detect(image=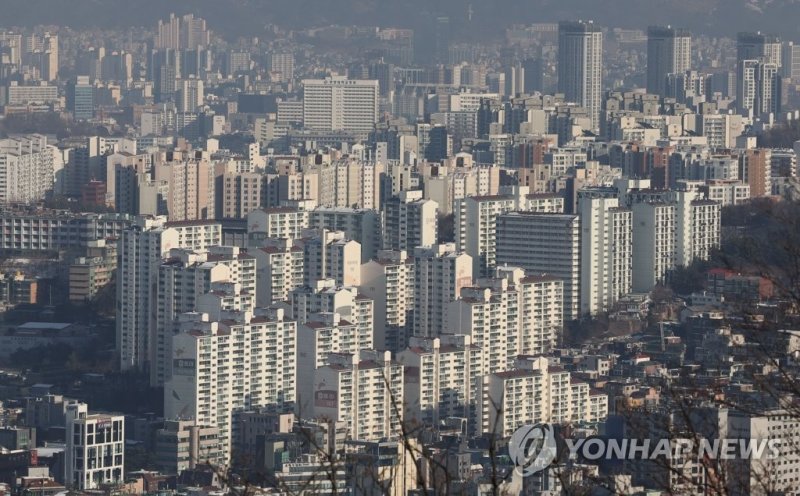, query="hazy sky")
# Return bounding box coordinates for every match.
[3,0,800,39]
